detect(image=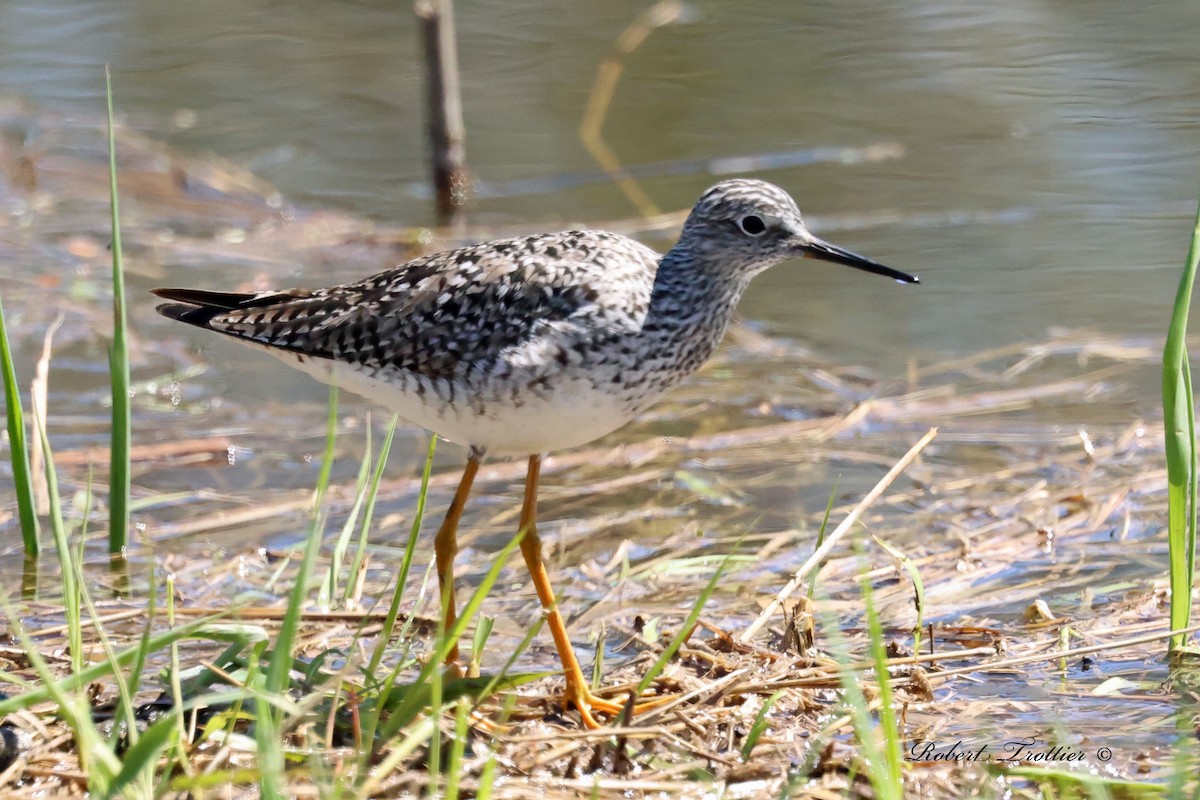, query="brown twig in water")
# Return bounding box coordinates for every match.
[52,436,233,467]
